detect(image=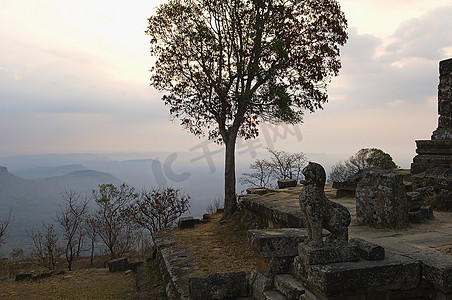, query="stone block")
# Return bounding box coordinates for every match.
[262,290,286,300]
[297,253,421,297]
[108,257,129,272]
[178,216,195,229]
[274,274,305,300]
[128,259,143,273]
[406,191,422,211]
[278,179,297,189]
[248,228,307,258]
[246,187,269,195]
[256,255,293,278]
[414,252,452,294]
[408,206,434,223]
[189,271,248,300]
[349,238,385,261]
[249,271,273,300]
[15,273,32,281]
[437,191,452,211]
[298,243,360,265]
[355,171,408,228]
